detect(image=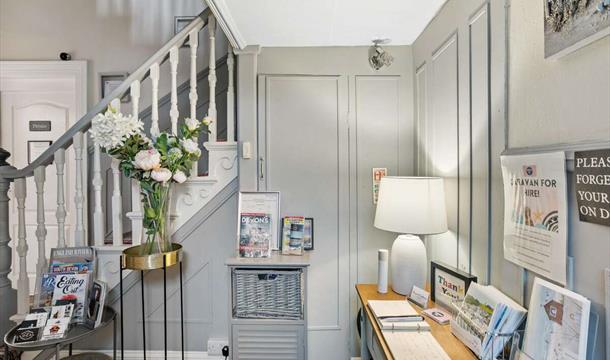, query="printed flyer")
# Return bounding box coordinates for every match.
[501,152,567,285]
